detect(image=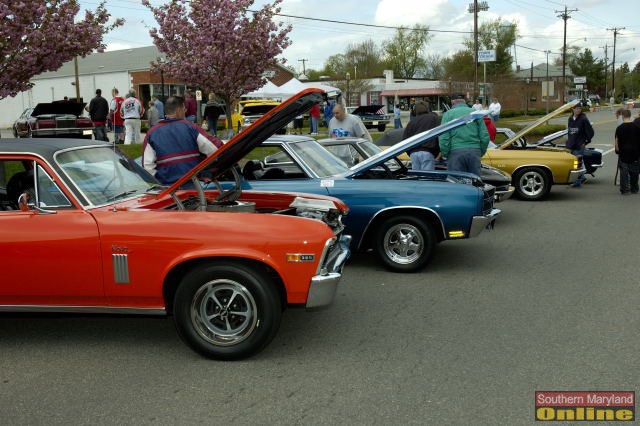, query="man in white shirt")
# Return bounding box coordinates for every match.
[120,89,145,144]
[488,98,501,122]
